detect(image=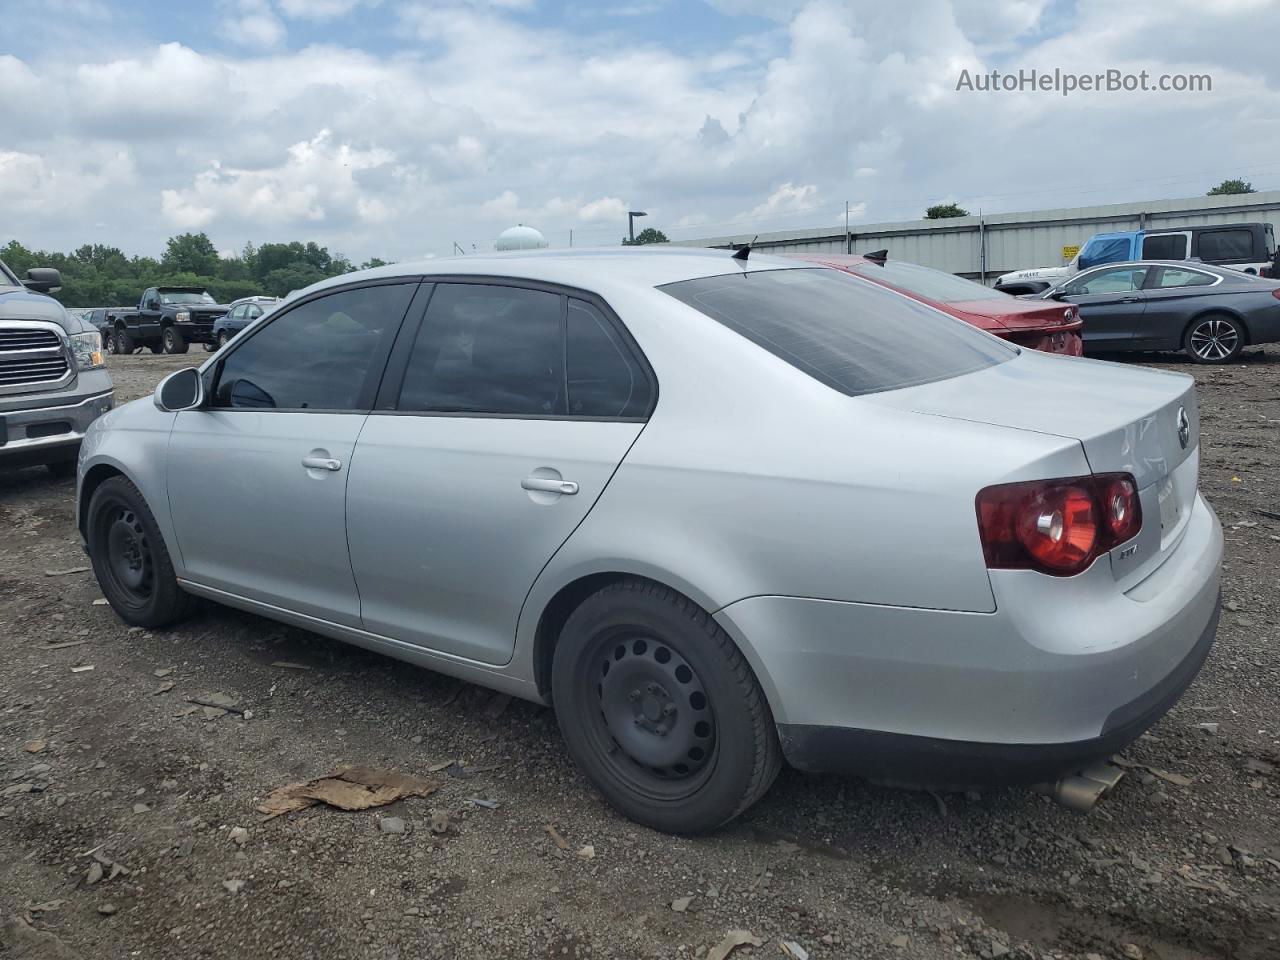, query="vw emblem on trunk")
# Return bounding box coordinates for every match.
[1176,407,1190,450]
